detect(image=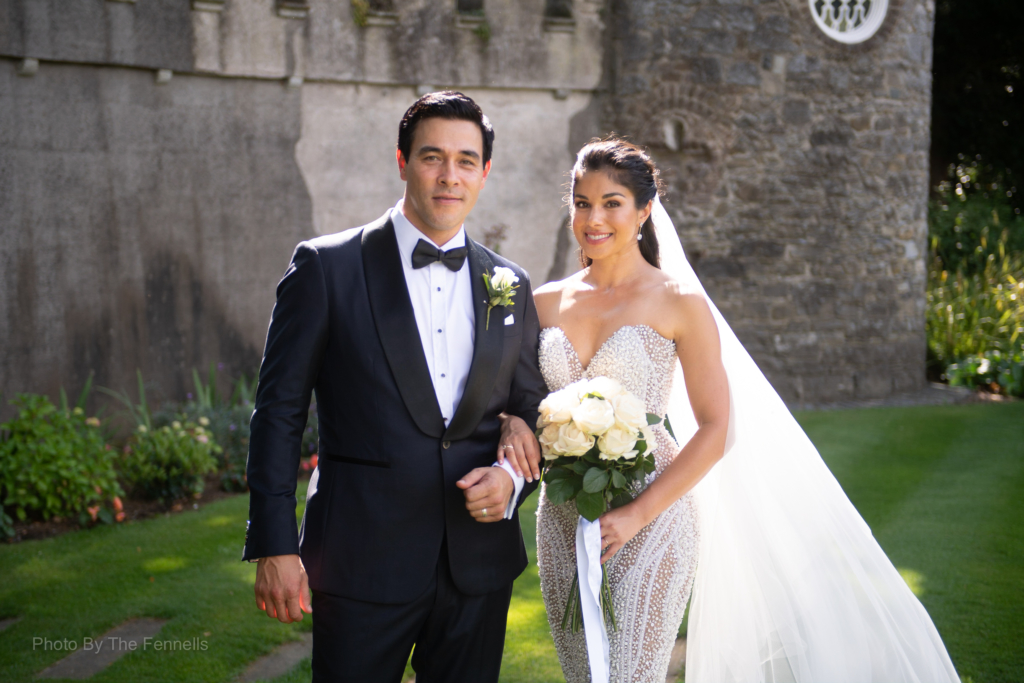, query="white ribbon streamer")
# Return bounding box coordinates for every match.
[575,517,610,683]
